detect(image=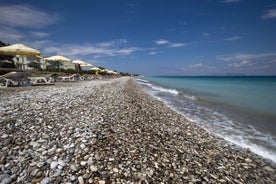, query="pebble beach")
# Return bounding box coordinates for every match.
[0,77,275,184]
